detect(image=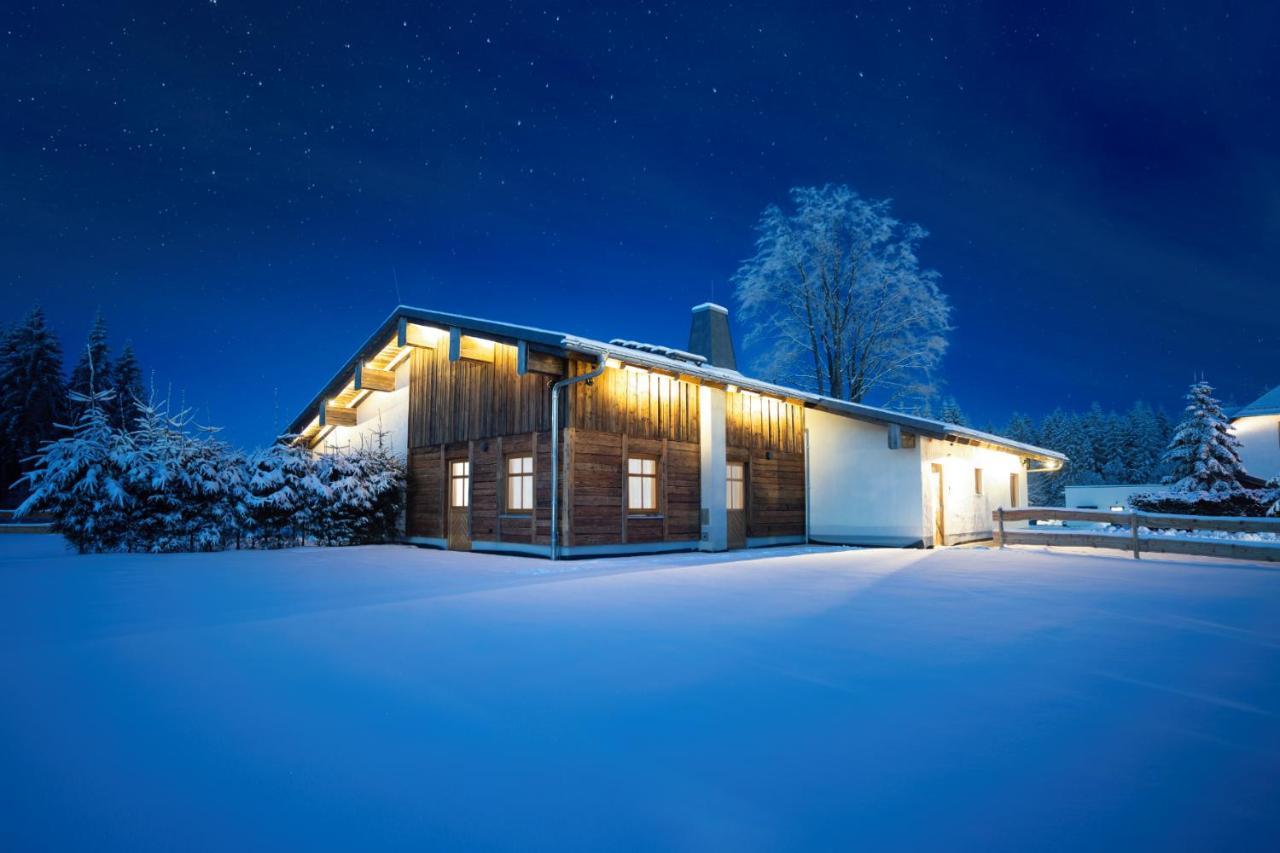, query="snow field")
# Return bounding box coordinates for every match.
[1,536,1278,851]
